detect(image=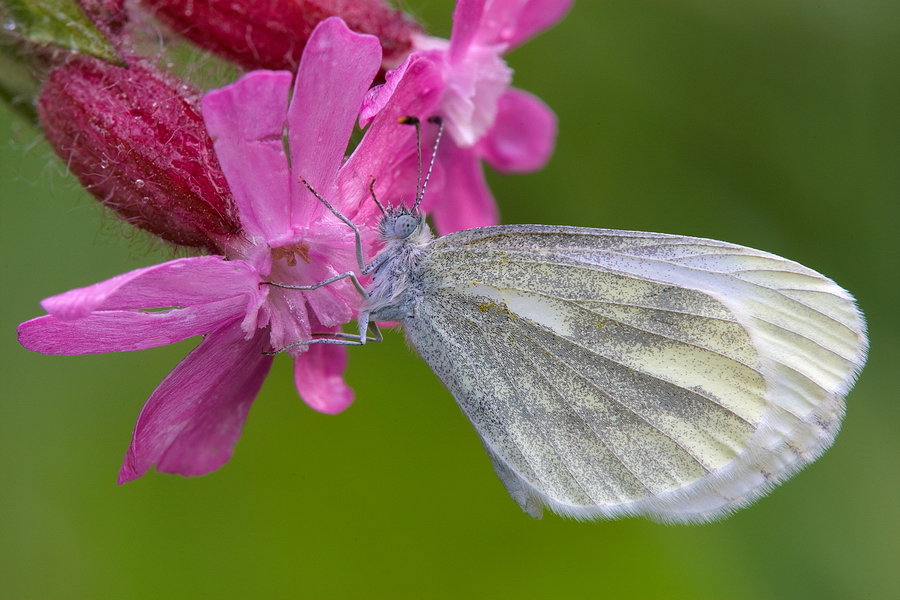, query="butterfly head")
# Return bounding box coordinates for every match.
[378,205,432,247]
